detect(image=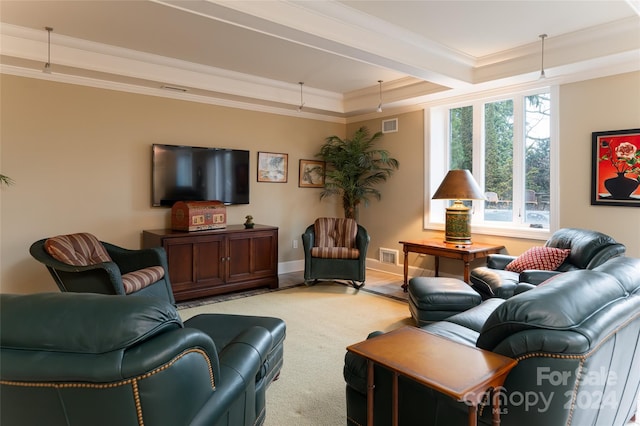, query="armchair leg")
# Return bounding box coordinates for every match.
[350,281,365,290]
[304,279,319,286]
